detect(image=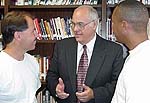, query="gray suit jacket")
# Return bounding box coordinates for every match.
[46,35,124,103]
